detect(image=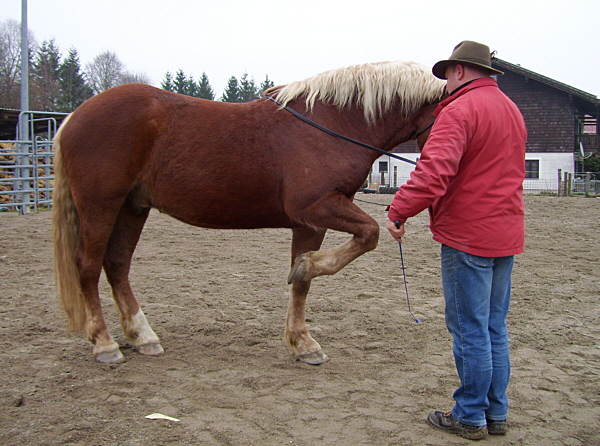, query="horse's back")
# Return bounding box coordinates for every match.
[58,84,291,229]
[62,84,193,147]
[61,83,261,158]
